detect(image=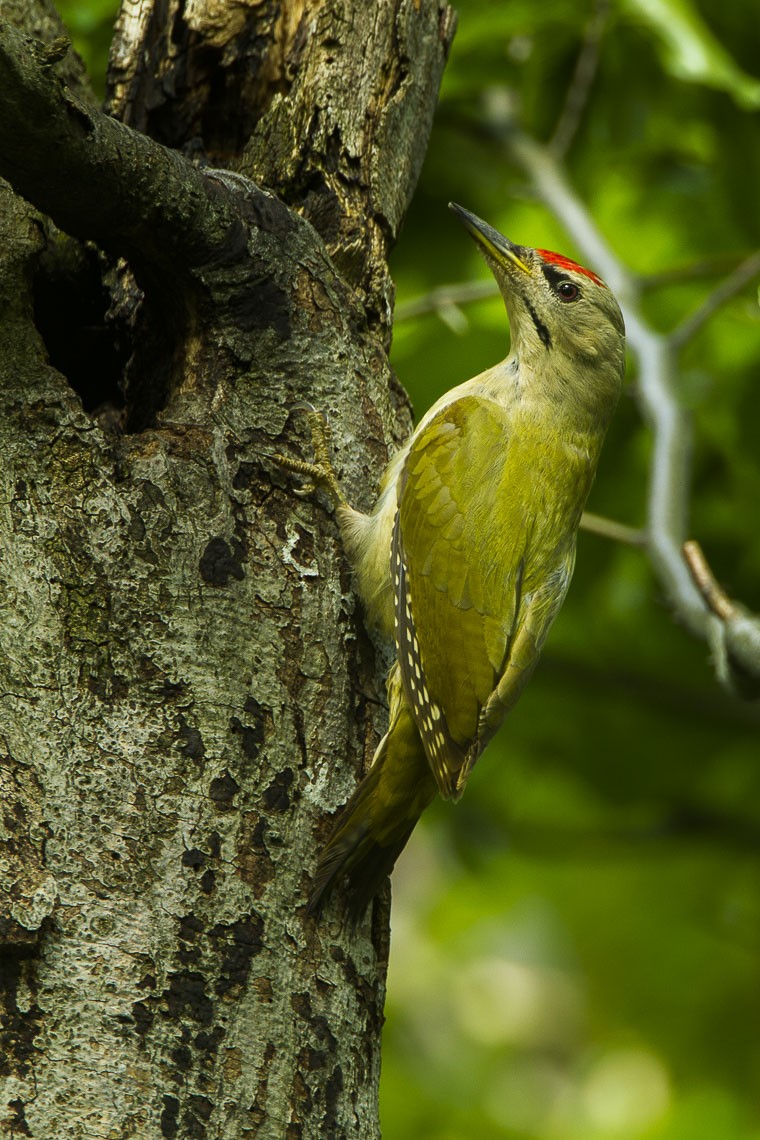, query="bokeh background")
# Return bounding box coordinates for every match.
[56,1,760,1136]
